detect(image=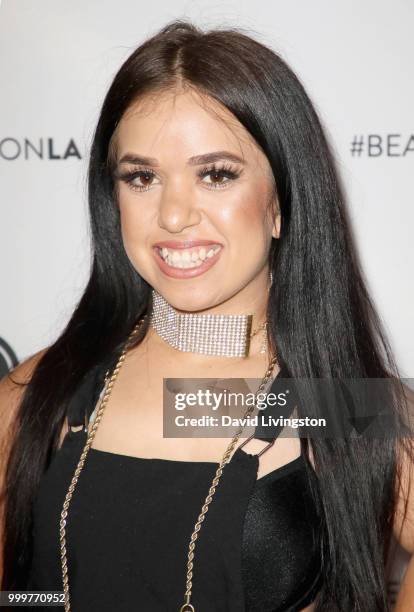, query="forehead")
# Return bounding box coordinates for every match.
[113,88,267,166]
